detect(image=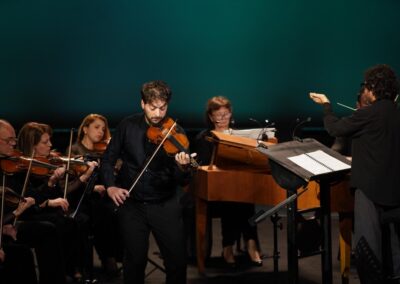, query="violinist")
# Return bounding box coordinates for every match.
[71,113,122,279]
[193,96,263,268]
[0,119,66,284]
[16,121,96,282]
[101,80,194,284]
[0,186,37,284]
[72,113,111,160]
